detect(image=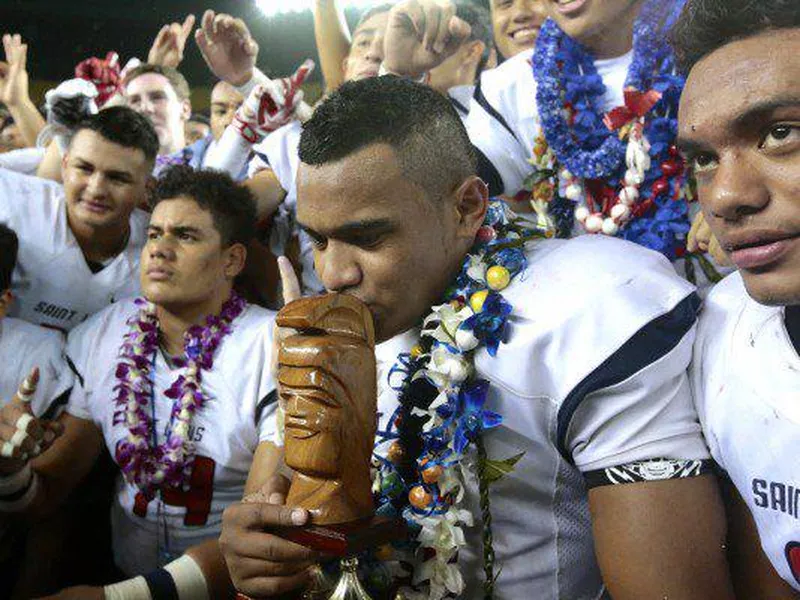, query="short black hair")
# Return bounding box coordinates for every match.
[299,76,477,199]
[189,113,210,126]
[0,223,19,292]
[672,0,800,75]
[153,165,257,247]
[456,0,493,77]
[72,106,159,164]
